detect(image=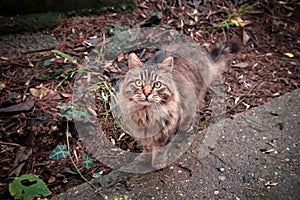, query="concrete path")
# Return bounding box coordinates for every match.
[53,89,299,200]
